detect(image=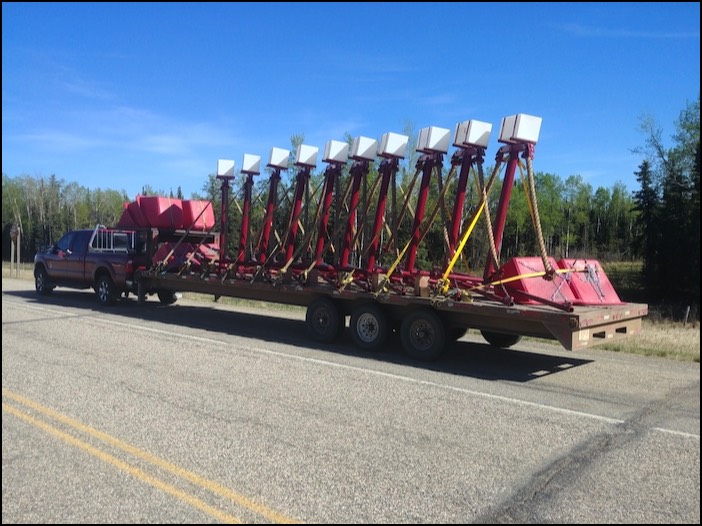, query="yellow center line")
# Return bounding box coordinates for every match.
[2,388,301,524]
[2,402,242,524]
